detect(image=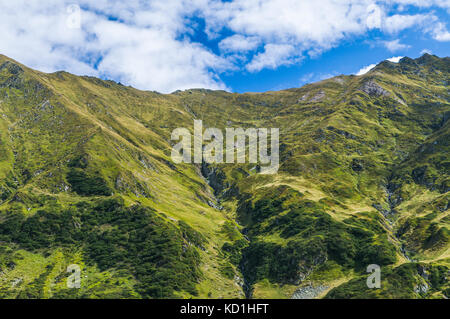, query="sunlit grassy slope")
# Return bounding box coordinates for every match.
[0,53,448,299]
